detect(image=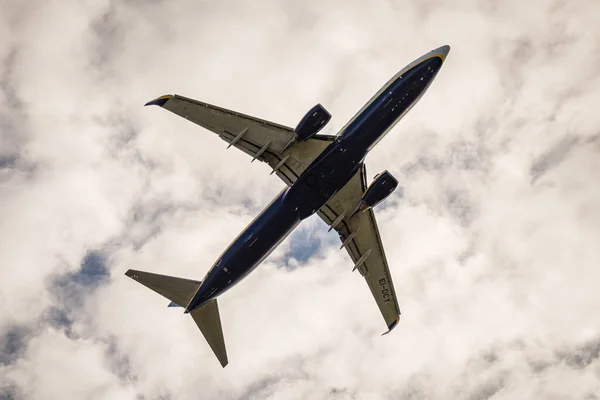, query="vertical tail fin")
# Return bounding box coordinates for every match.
[125,269,229,367]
